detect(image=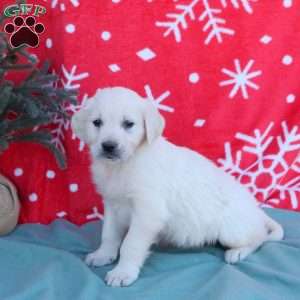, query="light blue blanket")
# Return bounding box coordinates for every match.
[1,208,300,300]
